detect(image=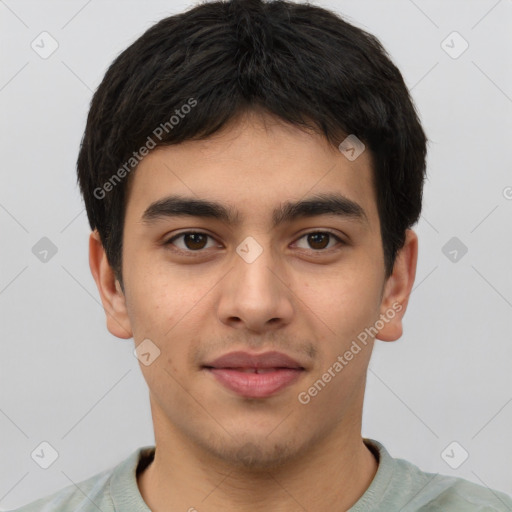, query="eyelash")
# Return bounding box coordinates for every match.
[164,230,345,254]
